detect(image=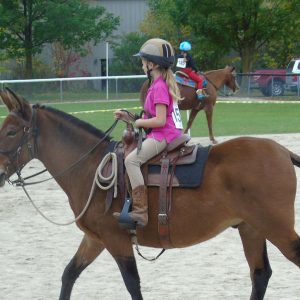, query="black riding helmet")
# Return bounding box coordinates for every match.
[134,38,175,68]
